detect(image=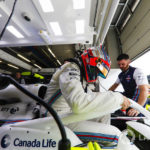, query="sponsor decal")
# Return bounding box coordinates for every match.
[69,72,78,76]
[13,138,56,148]
[0,107,19,114]
[1,134,11,148]
[137,75,144,81]
[70,68,78,72]
[126,75,131,82]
